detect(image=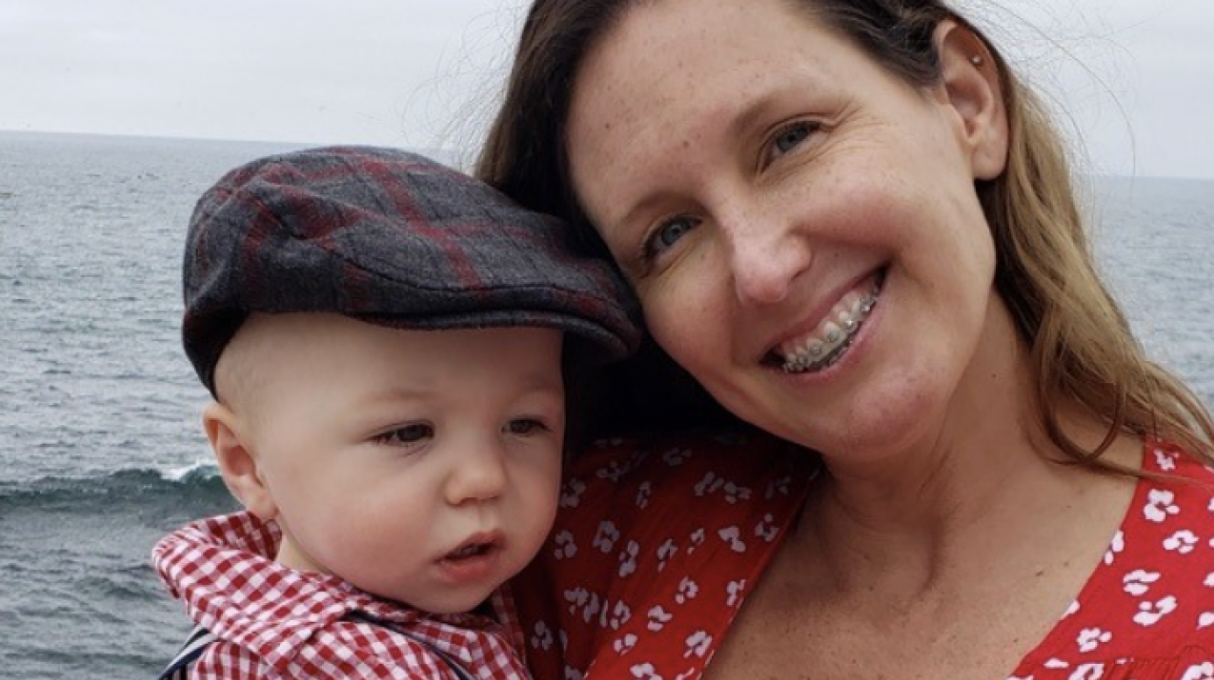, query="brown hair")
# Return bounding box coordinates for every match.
[476,0,1214,464]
